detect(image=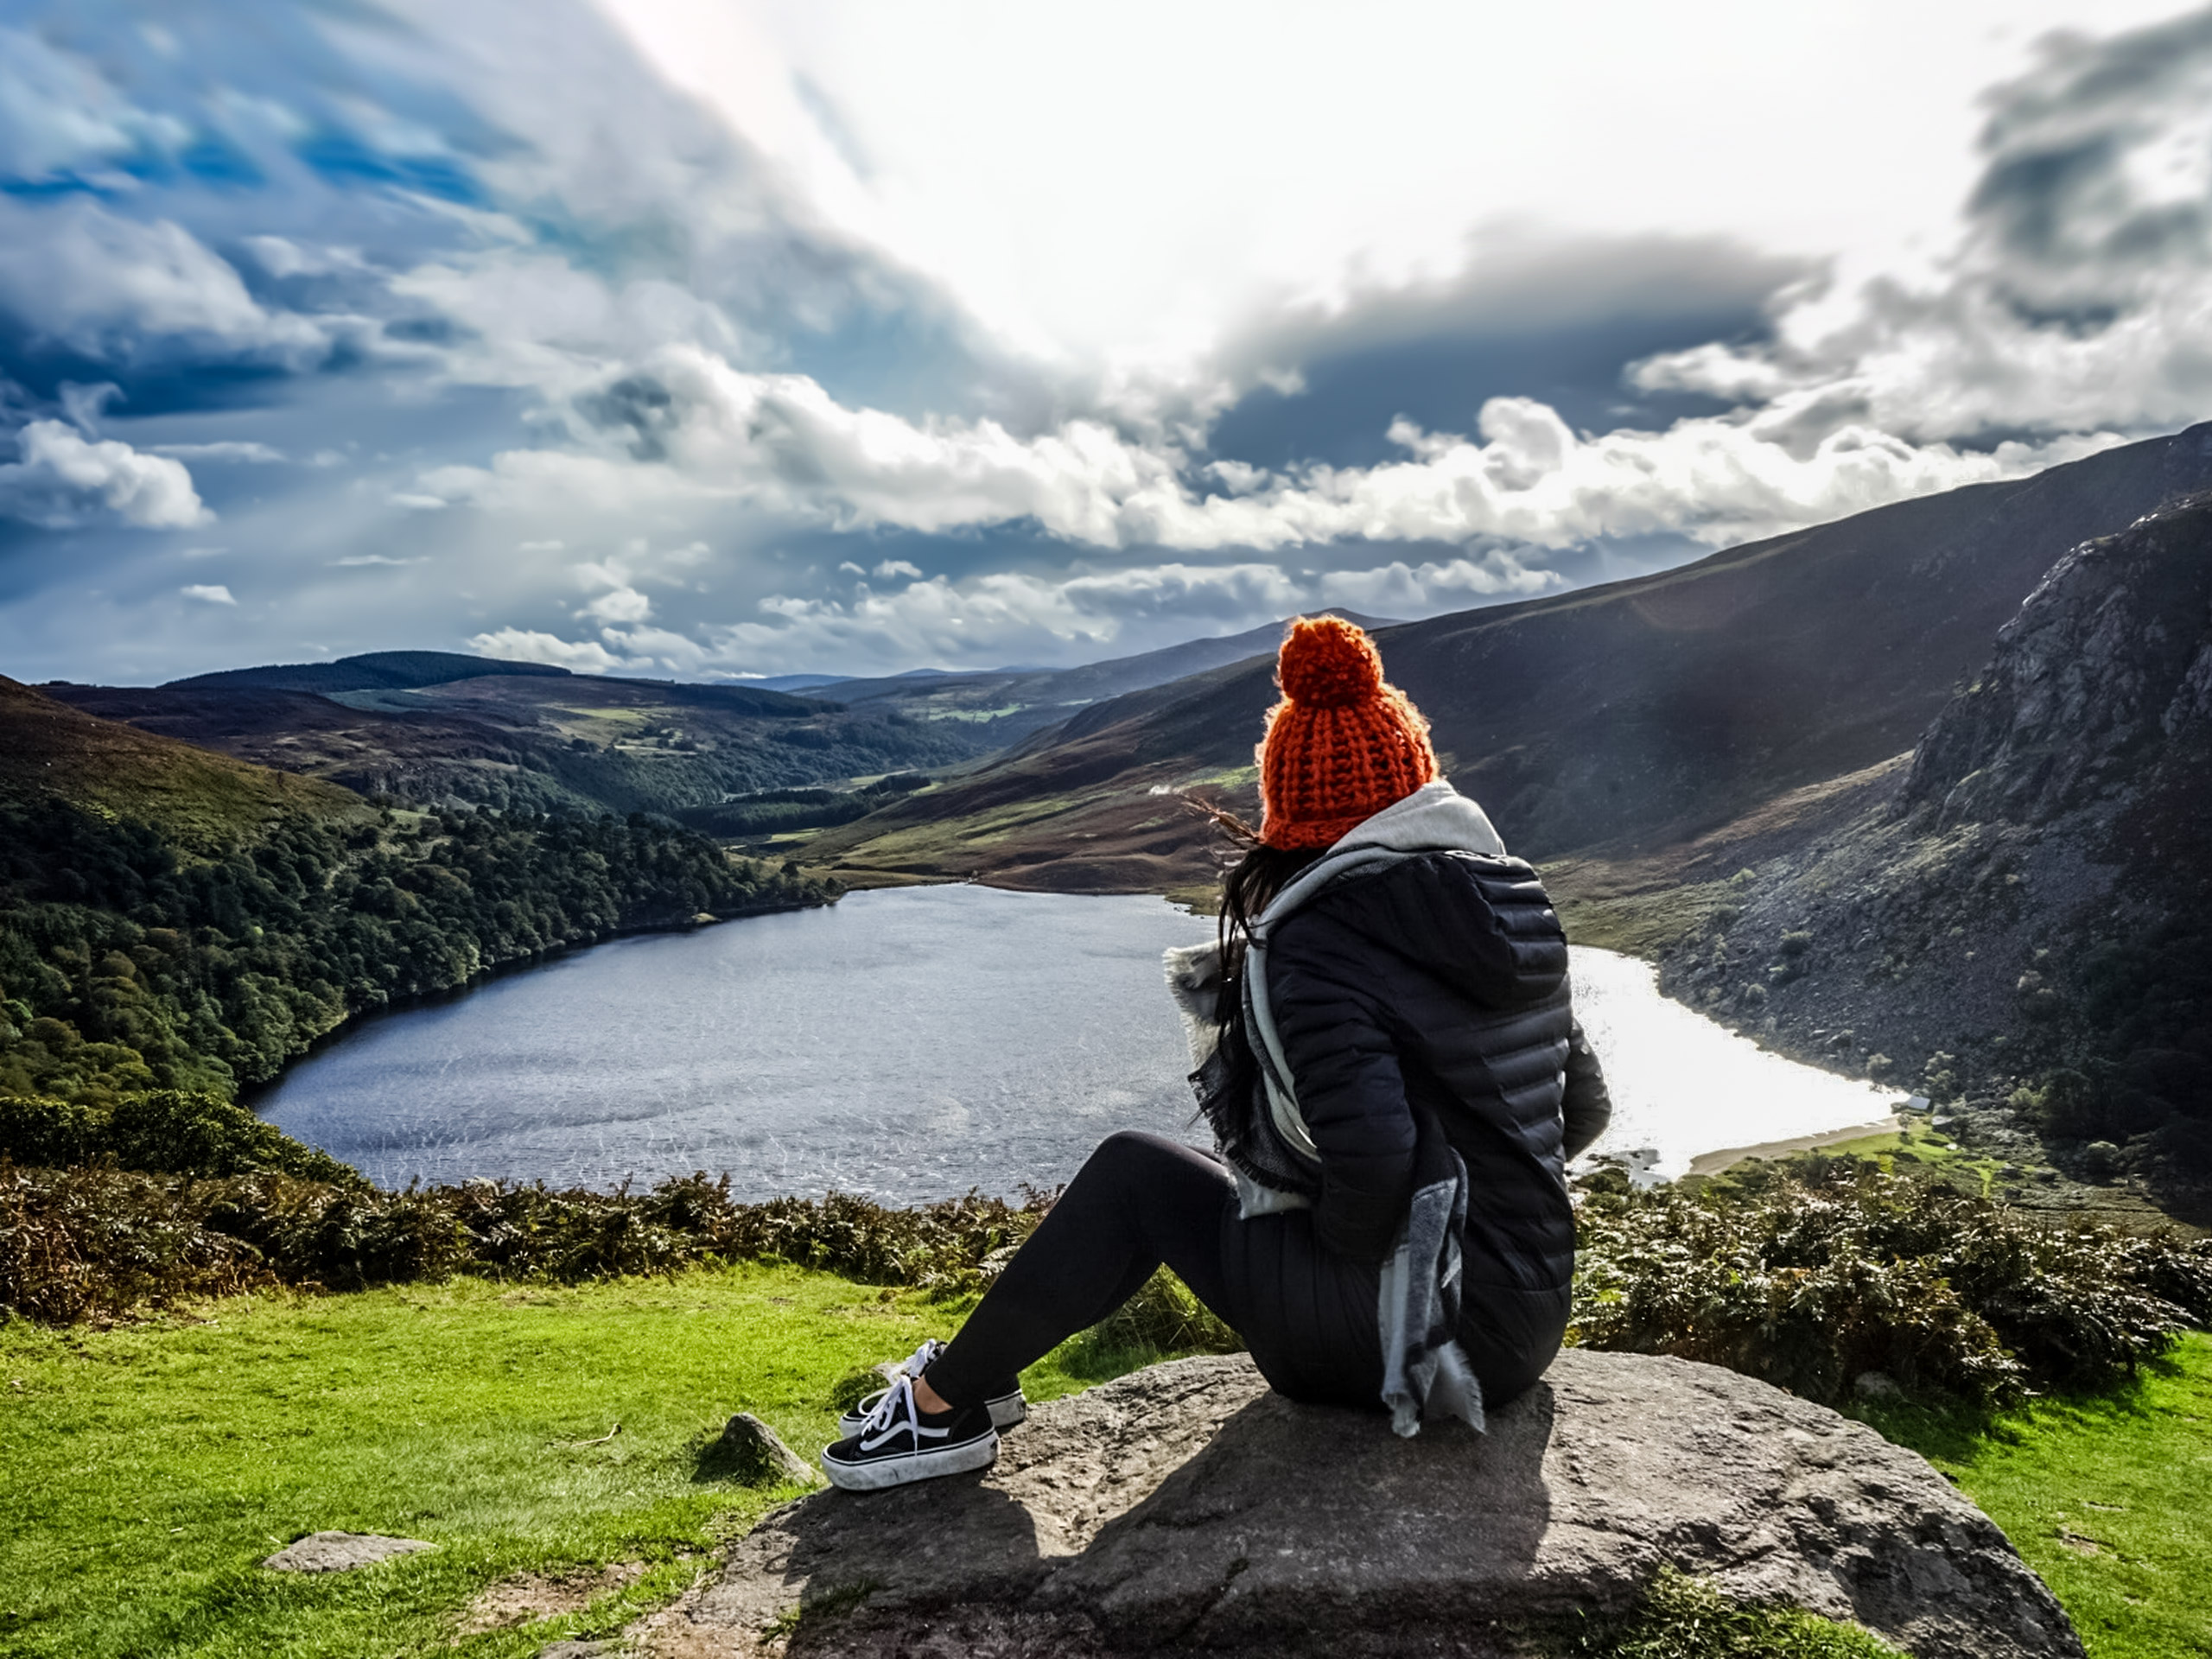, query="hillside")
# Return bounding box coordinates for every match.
[44,618,1397,825]
[166,649,575,696]
[0,674,364,850]
[809,423,2212,893]
[0,682,836,1104]
[47,668,992,819]
[1648,492,2212,1214]
[792,608,1396,747]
